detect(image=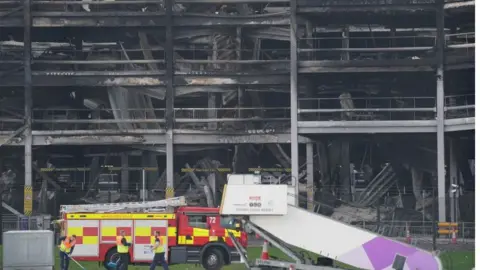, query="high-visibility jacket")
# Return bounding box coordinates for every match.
[152,237,165,253]
[60,238,75,253]
[116,236,129,254]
